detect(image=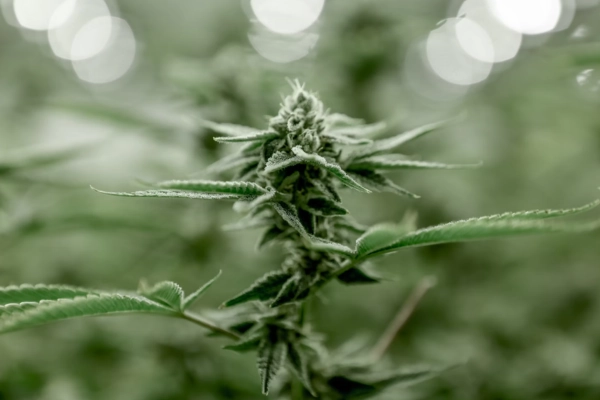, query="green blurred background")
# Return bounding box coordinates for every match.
[1,0,600,398]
